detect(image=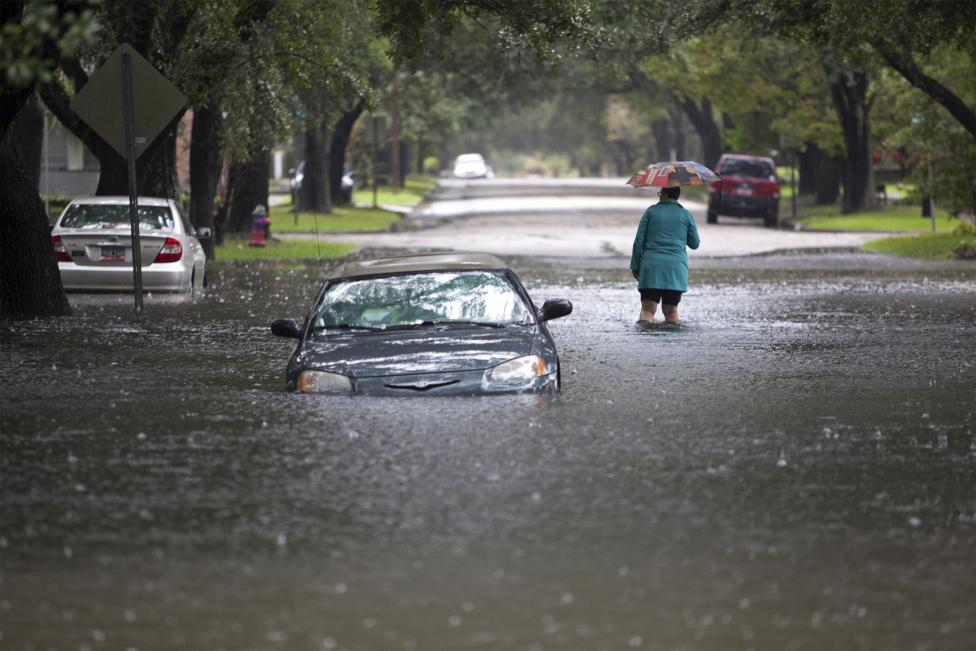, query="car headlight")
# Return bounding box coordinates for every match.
[487,355,548,386]
[297,370,353,393]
